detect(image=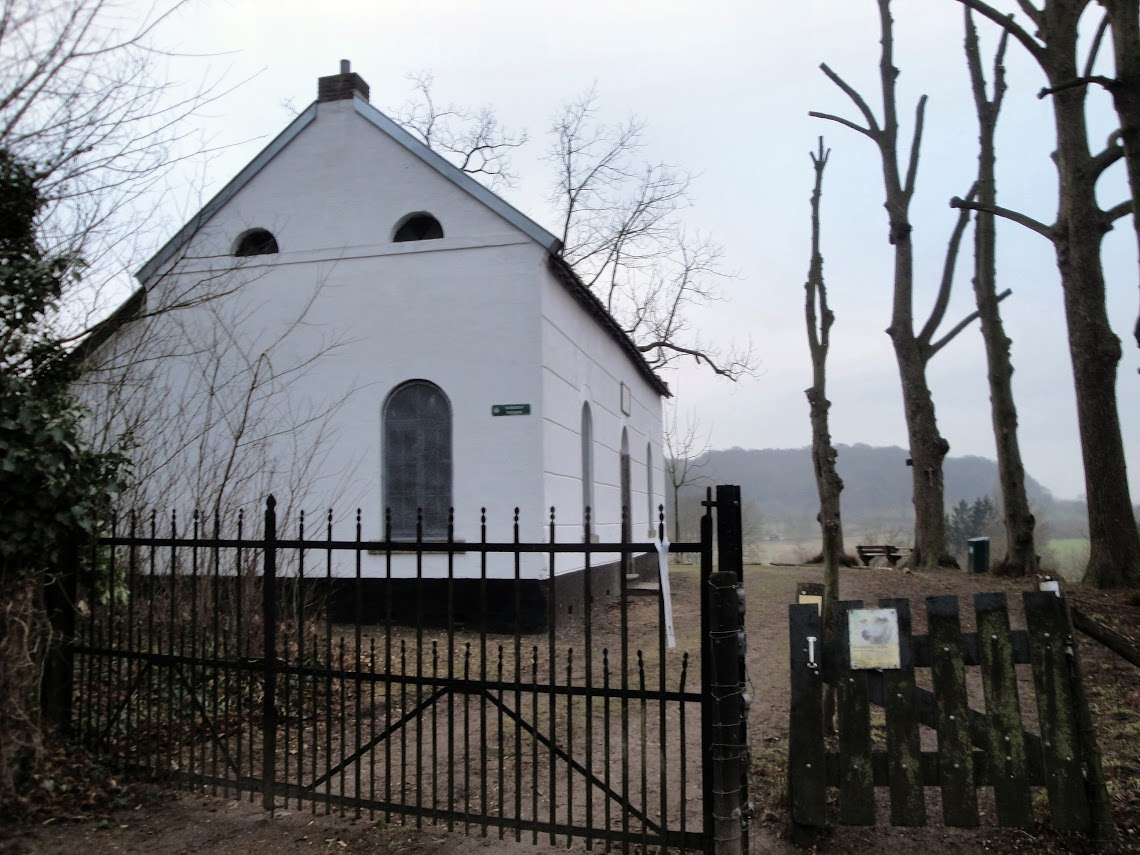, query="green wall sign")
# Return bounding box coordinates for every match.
[491,404,531,416]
